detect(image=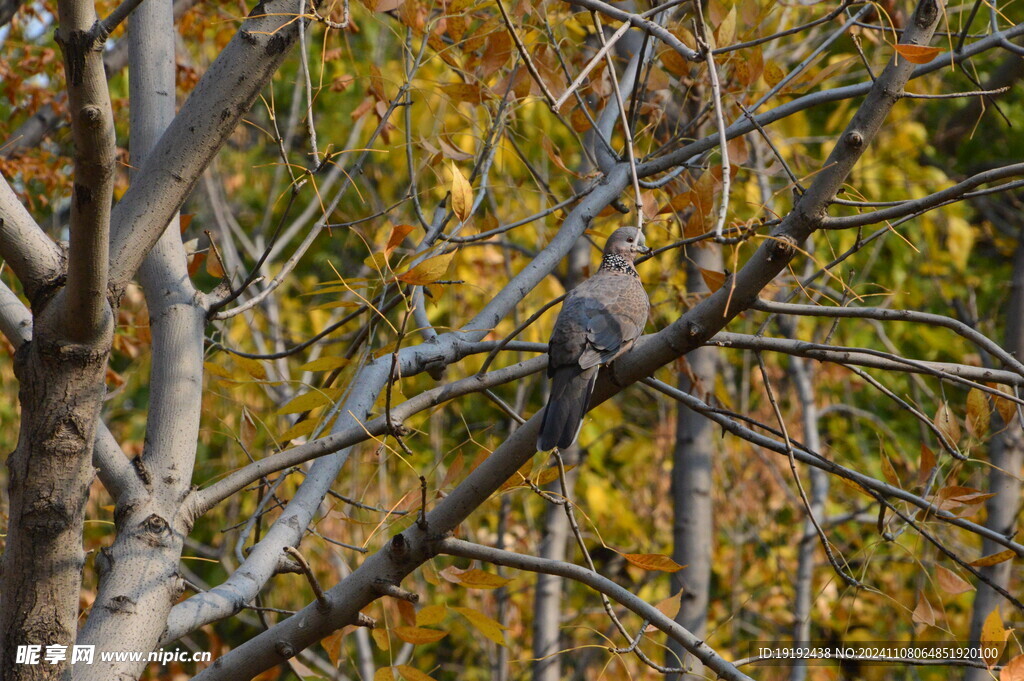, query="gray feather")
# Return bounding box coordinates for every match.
[537,227,650,450]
